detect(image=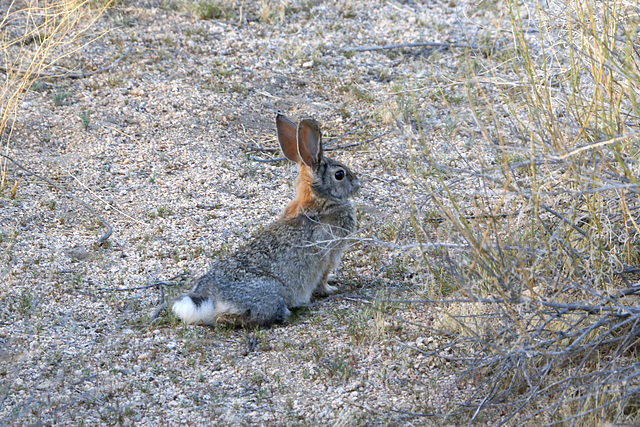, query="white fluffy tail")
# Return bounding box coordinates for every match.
[172,296,216,325]
[172,296,242,325]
